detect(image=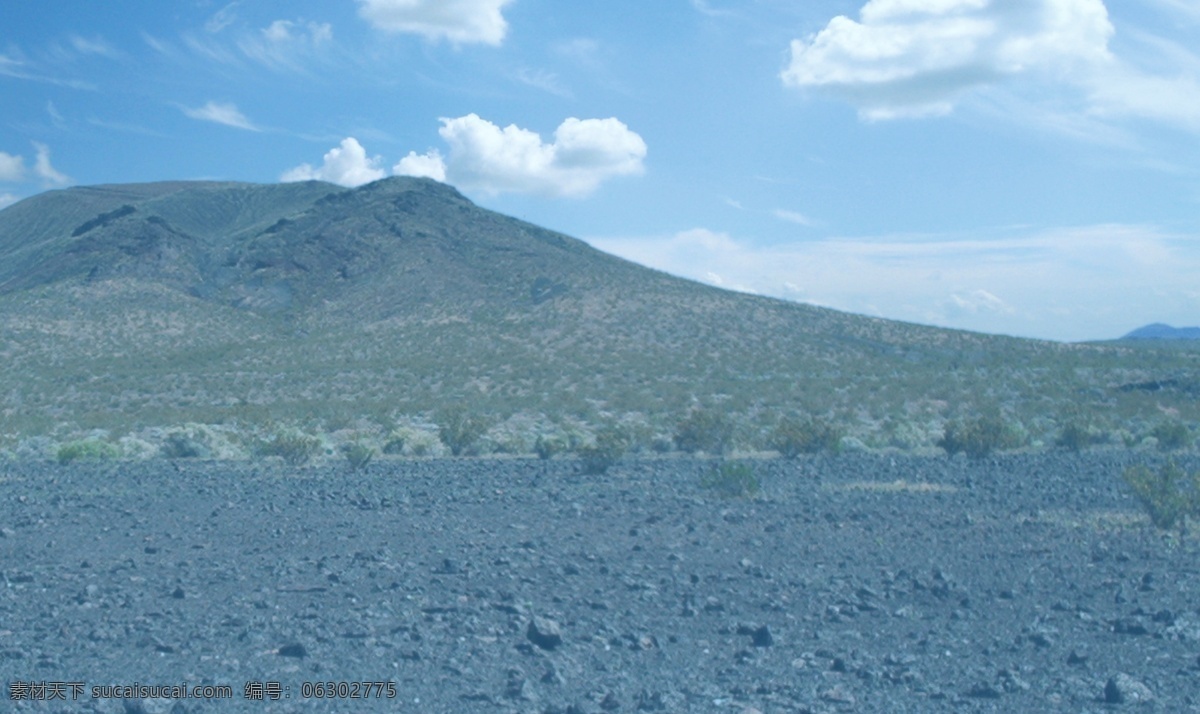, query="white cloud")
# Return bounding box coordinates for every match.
[587,224,1200,341]
[1149,0,1200,22]
[282,137,387,187]
[395,114,646,197]
[0,152,25,182]
[261,19,333,45]
[773,209,815,226]
[0,193,18,209]
[180,101,259,131]
[946,289,1014,316]
[691,0,734,18]
[69,35,120,59]
[356,0,514,45]
[393,149,447,181]
[238,19,333,71]
[782,0,1115,119]
[513,67,571,97]
[784,0,1200,130]
[32,143,70,186]
[1086,65,1200,129]
[142,33,173,56]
